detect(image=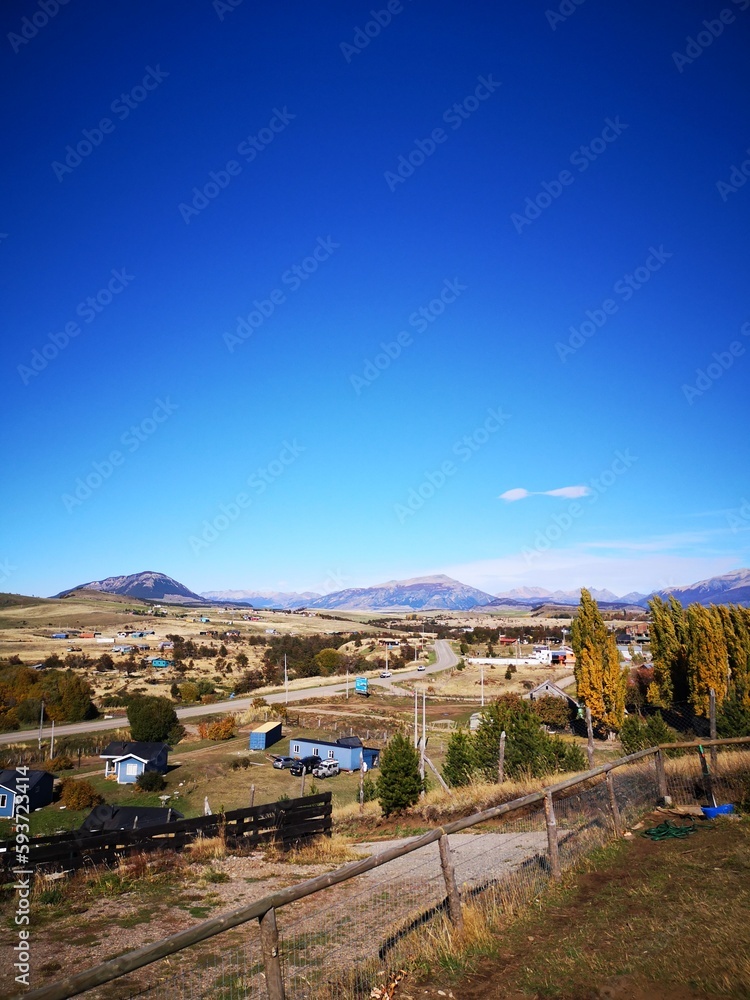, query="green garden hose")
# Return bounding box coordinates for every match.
[642,819,698,841]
